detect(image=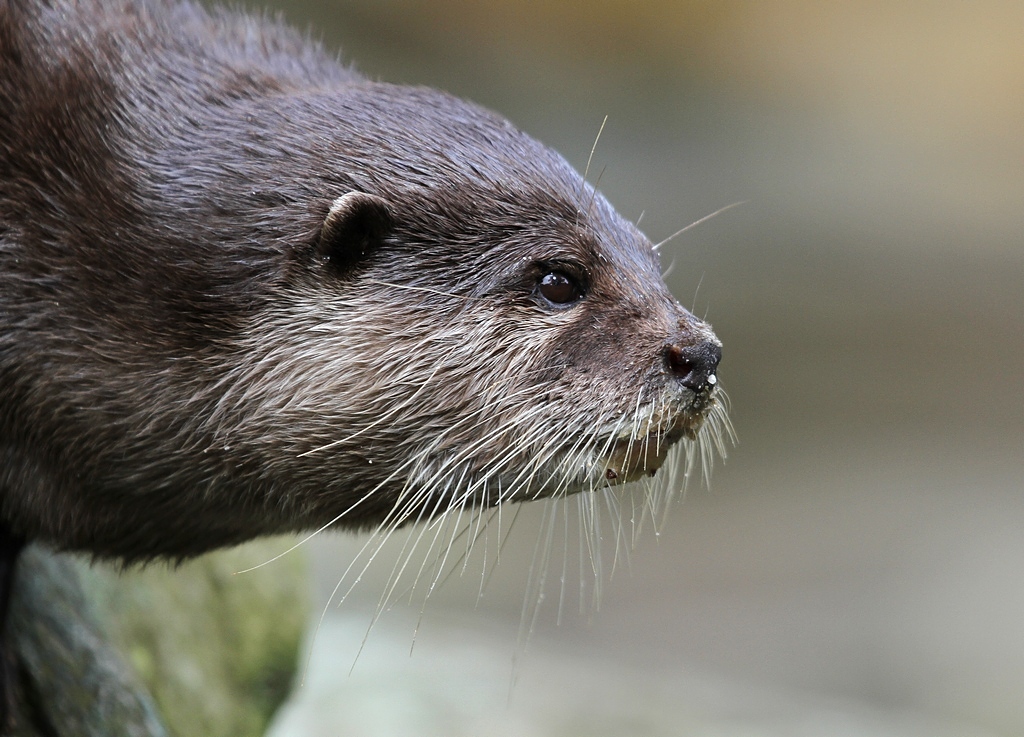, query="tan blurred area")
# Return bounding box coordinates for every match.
[310,0,1024,135]
[246,2,1024,735]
